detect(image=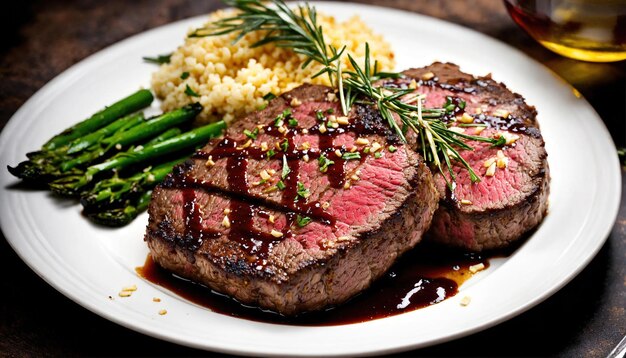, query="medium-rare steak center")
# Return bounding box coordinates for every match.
[145,84,439,315]
[383,63,550,251]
